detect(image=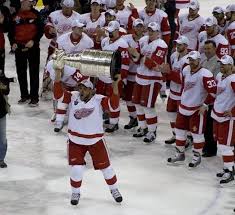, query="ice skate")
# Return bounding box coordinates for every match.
[105,124,119,133]
[167,147,185,165]
[111,189,123,203]
[219,169,235,186]
[54,121,64,132]
[217,167,235,178]
[124,117,138,129]
[133,127,148,138]
[70,193,80,205]
[143,131,156,143]
[188,151,201,168]
[165,134,176,145]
